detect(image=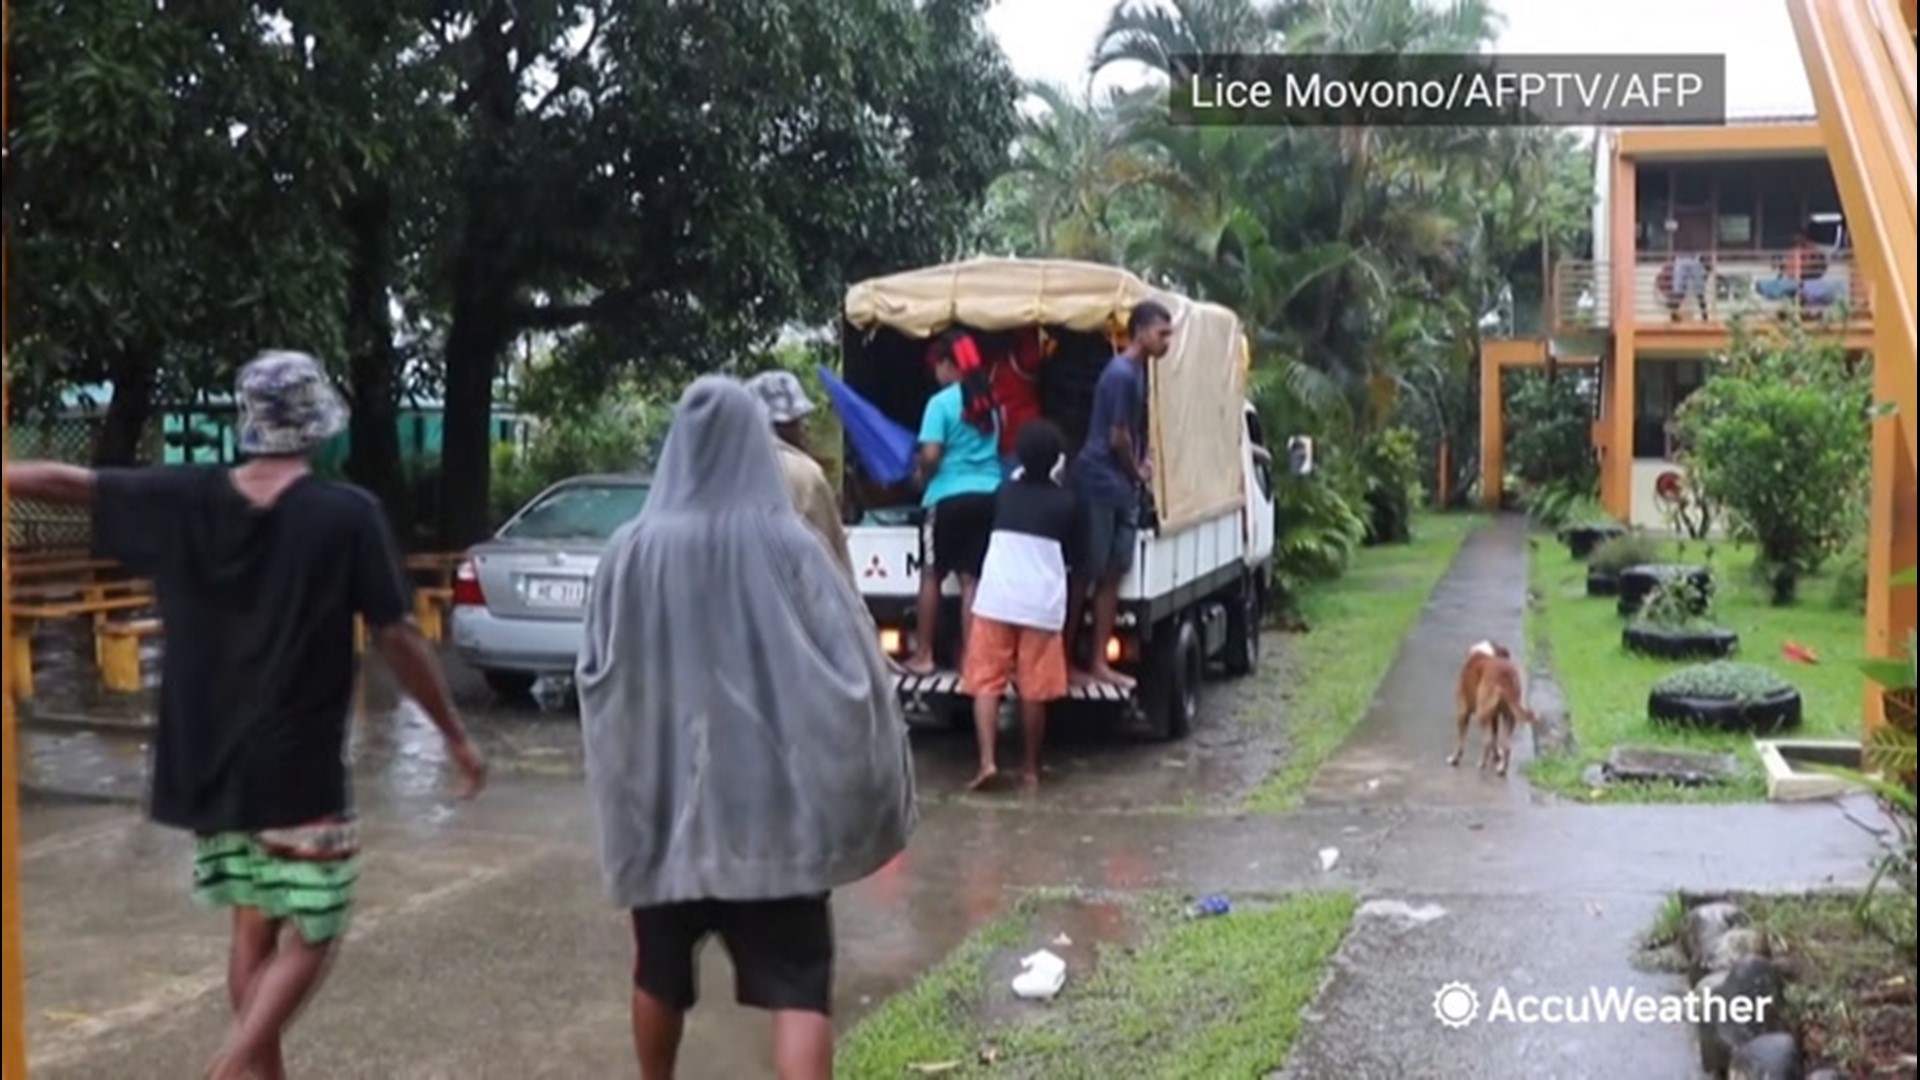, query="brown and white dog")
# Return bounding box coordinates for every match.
[1447,640,1535,777]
